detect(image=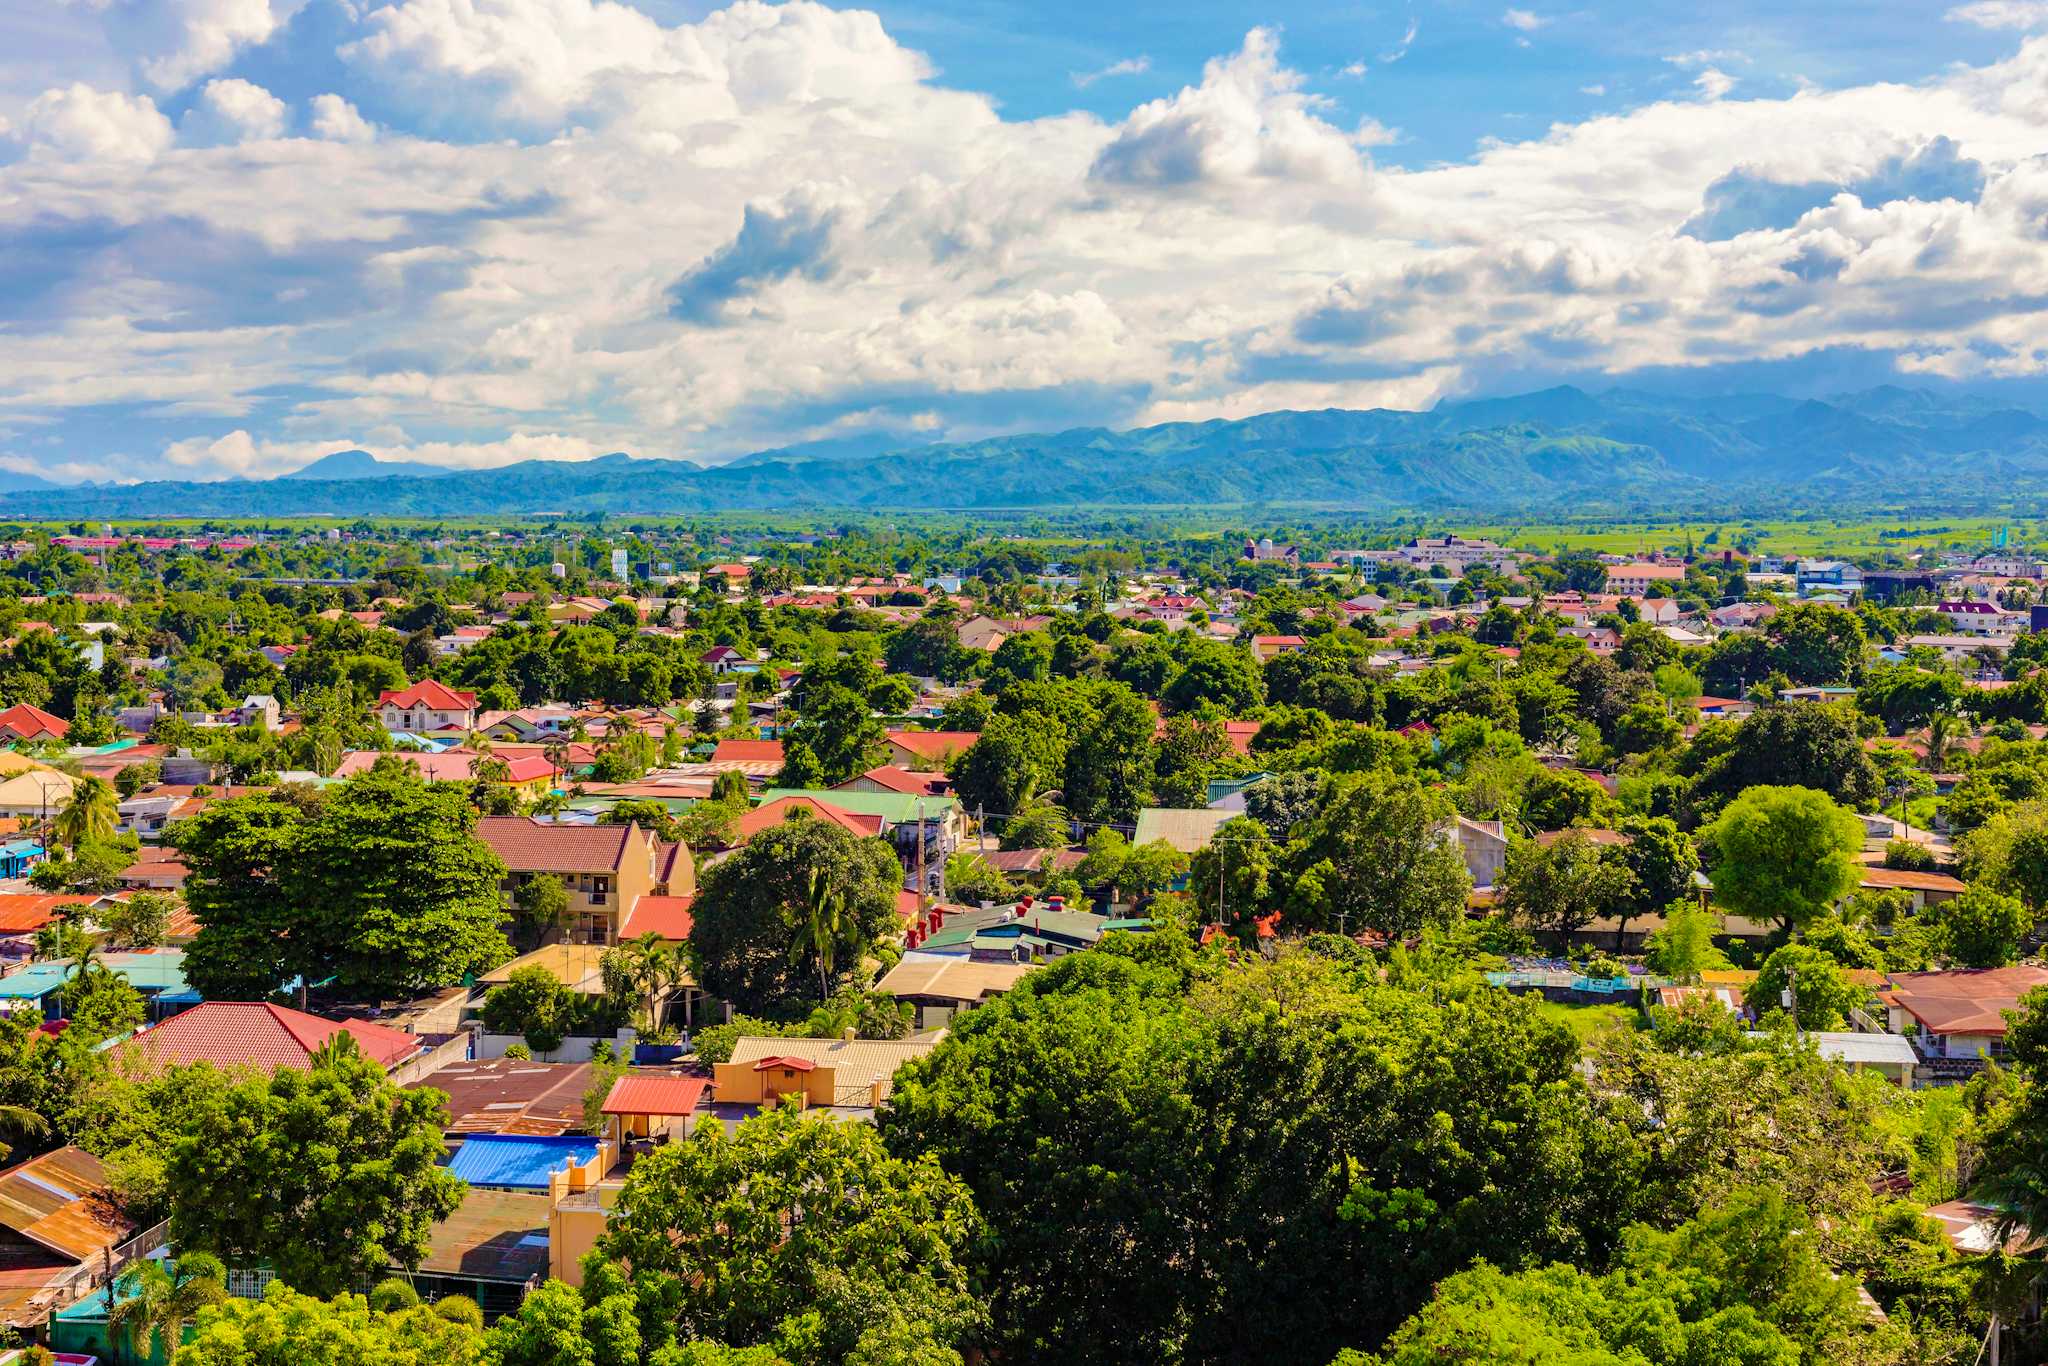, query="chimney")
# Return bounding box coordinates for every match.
[842,1026,856,1041]
[869,1077,885,1107]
